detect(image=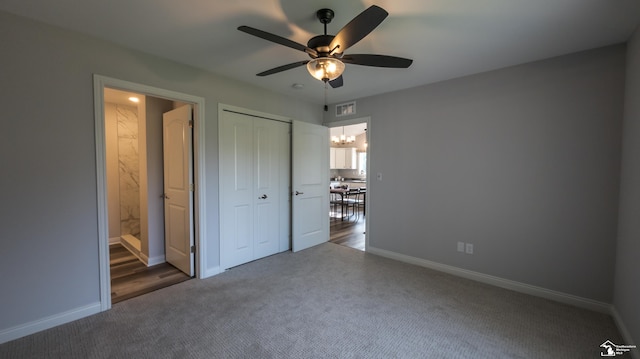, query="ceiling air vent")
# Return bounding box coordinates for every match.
[336,101,356,117]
